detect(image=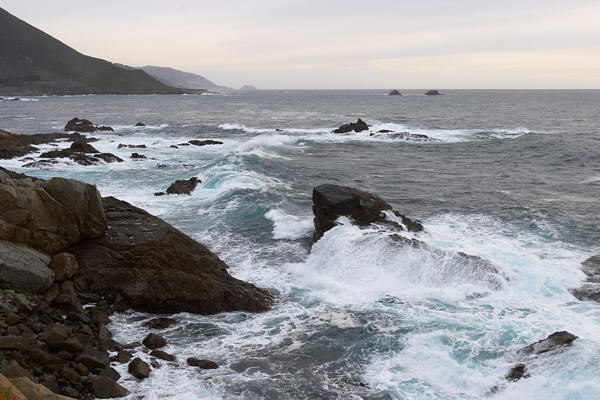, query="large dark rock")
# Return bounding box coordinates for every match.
[312,184,423,242]
[571,256,600,302]
[64,118,113,133]
[150,350,176,362]
[69,196,273,314]
[166,177,200,195]
[387,89,401,95]
[333,118,369,133]
[75,346,110,370]
[0,129,91,160]
[425,90,442,95]
[130,153,146,159]
[69,140,99,153]
[128,358,151,379]
[187,358,218,369]
[188,140,223,146]
[518,331,577,356]
[142,333,166,350]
